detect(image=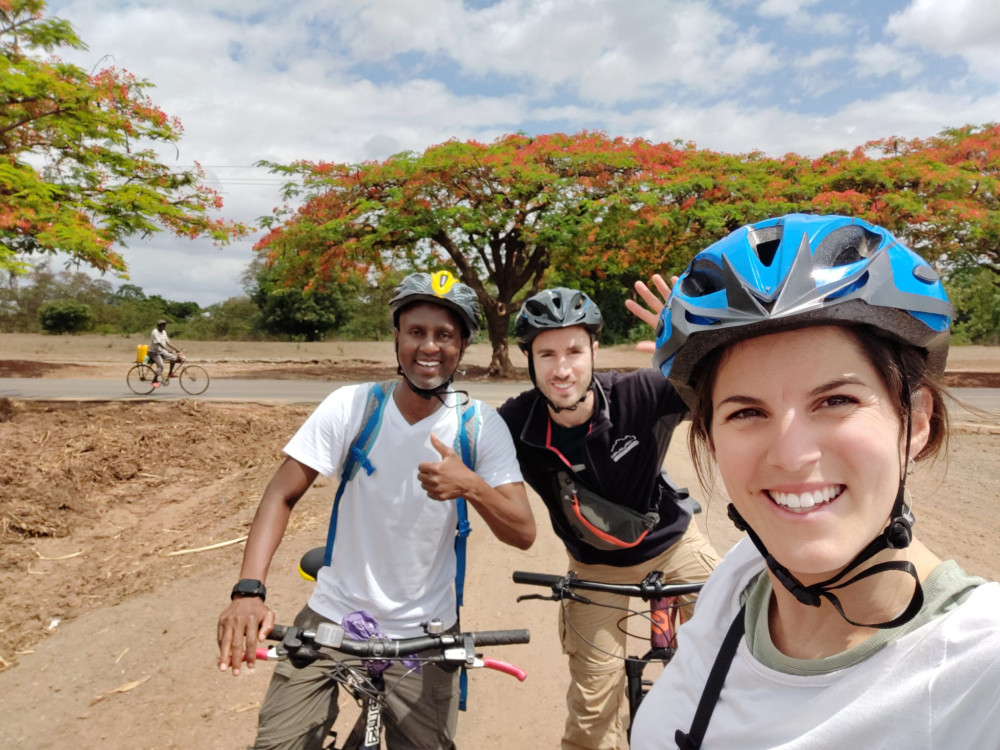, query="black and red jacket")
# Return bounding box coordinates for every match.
[498,368,695,567]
